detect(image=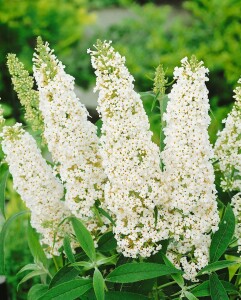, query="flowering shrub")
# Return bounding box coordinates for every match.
[0,38,241,299]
